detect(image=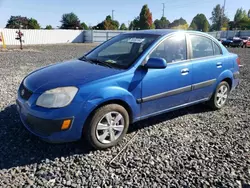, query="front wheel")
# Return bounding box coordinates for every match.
[208,81,230,110]
[84,104,129,149]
